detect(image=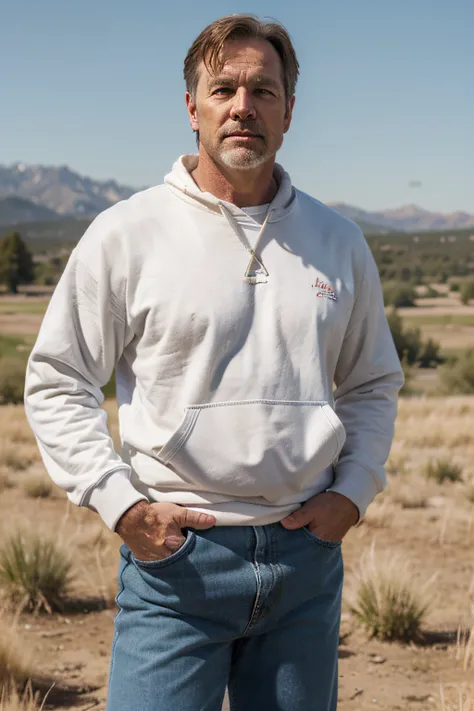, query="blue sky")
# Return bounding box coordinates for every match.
[1,0,472,212]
